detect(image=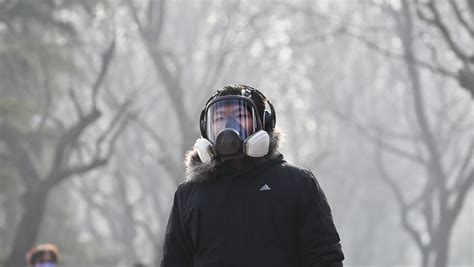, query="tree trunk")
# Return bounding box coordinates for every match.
[433,222,452,267]
[397,2,453,267]
[5,185,49,267]
[421,249,430,267]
